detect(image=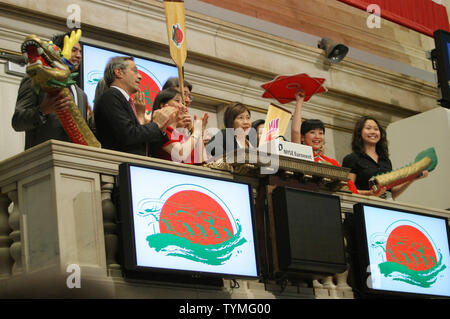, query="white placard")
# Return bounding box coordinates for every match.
[259,140,314,162]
